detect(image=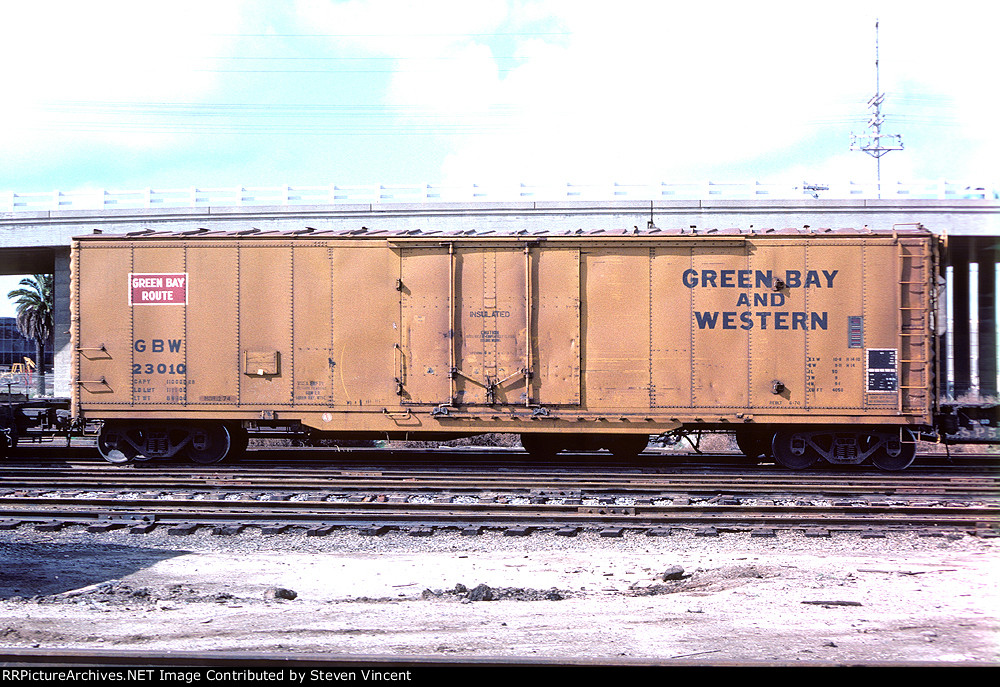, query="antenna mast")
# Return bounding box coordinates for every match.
[850,20,903,198]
